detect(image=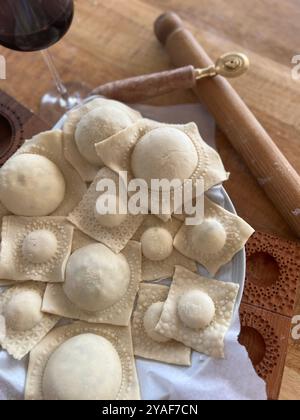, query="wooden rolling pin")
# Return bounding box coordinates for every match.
[154,11,300,238]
